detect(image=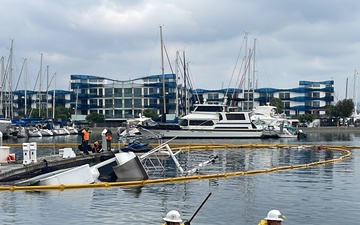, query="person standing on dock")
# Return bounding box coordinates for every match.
[81,127,90,155]
[105,129,112,151]
[258,209,285,225]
